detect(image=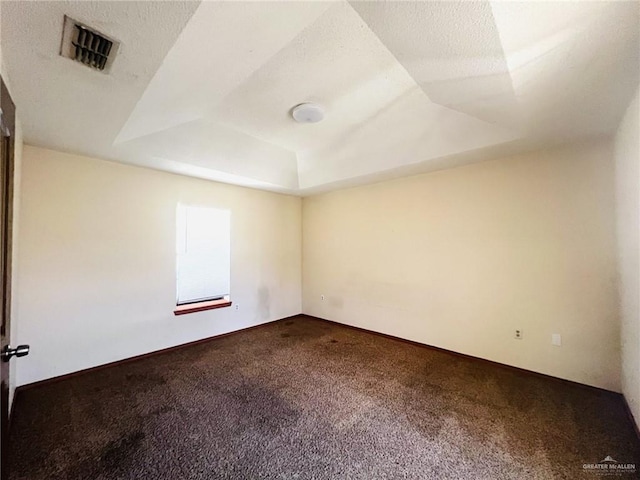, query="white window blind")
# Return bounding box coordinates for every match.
[176,204,230,305]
